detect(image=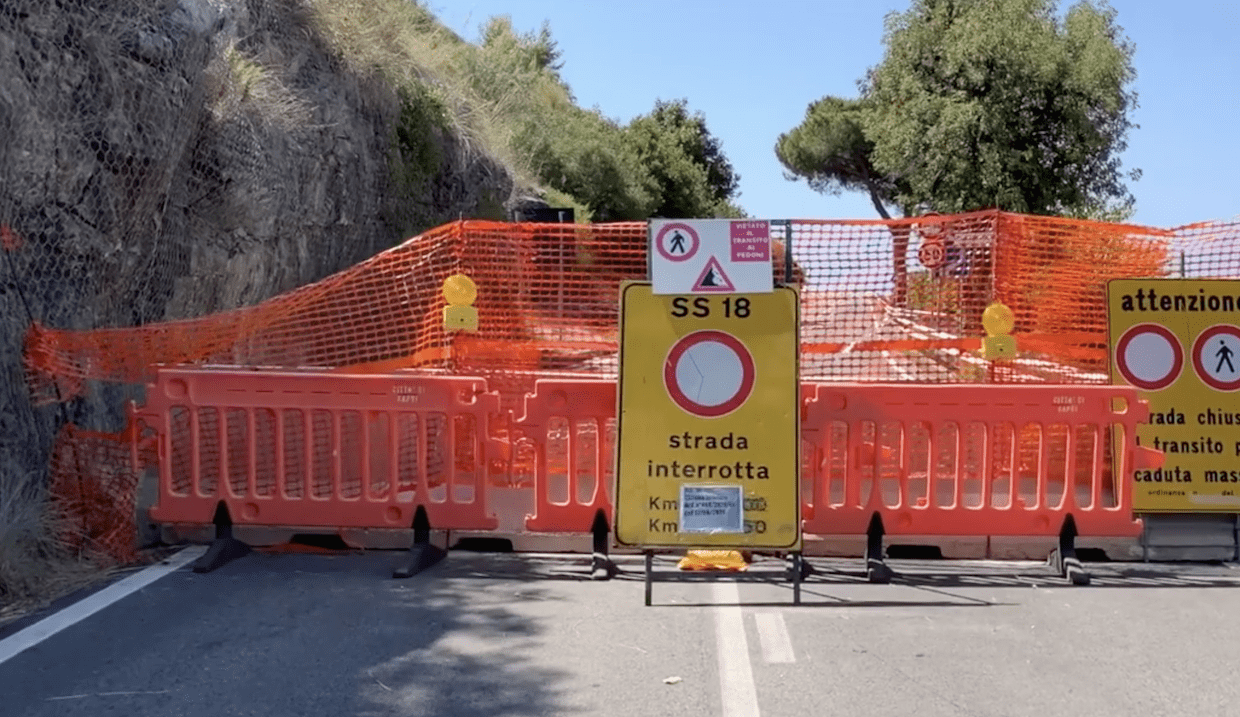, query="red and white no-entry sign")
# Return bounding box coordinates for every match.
[663,330,755,417]
[1192,324,1240,391]
[654,222,700,262]
[1115,323,1183,390]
